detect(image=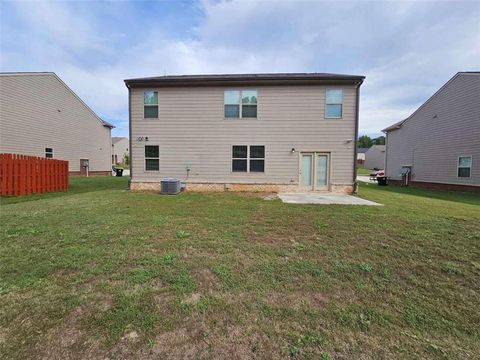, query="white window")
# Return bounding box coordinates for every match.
[224,90,257,118]
[458,156,472,178]
[144,91,158,118]
[325,89,343,119]
[232,145,264,172]
[45,147,53,158]
[145,145,159,171]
